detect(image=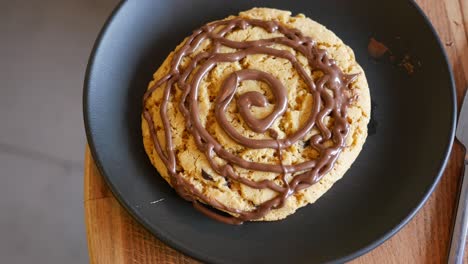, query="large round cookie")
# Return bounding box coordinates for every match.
[142,8,370,223]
